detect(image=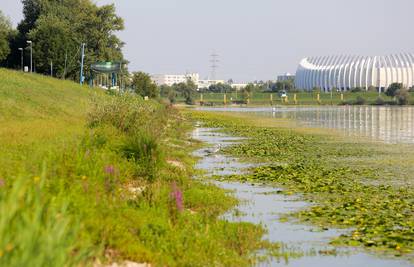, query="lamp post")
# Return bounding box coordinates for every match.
[18,48,23,71]
[80,43,85,85]
[26,40,33,73]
